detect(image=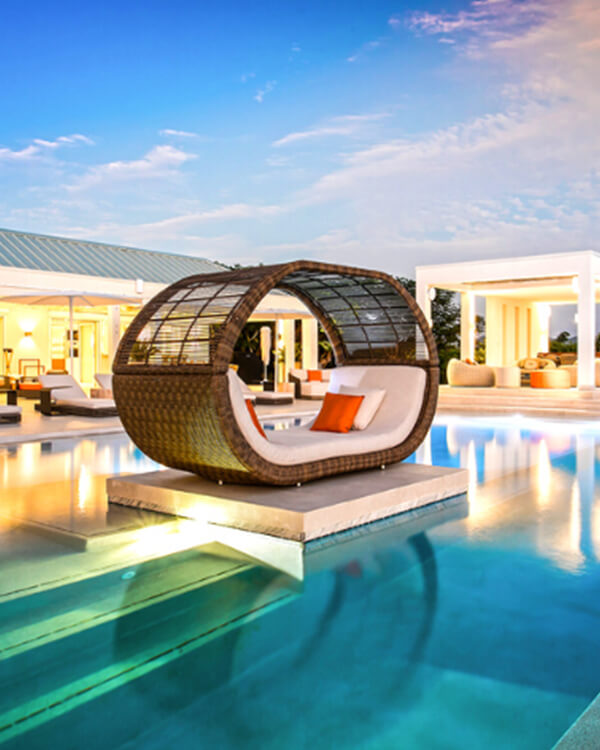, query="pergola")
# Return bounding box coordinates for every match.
[416,251,600,390]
